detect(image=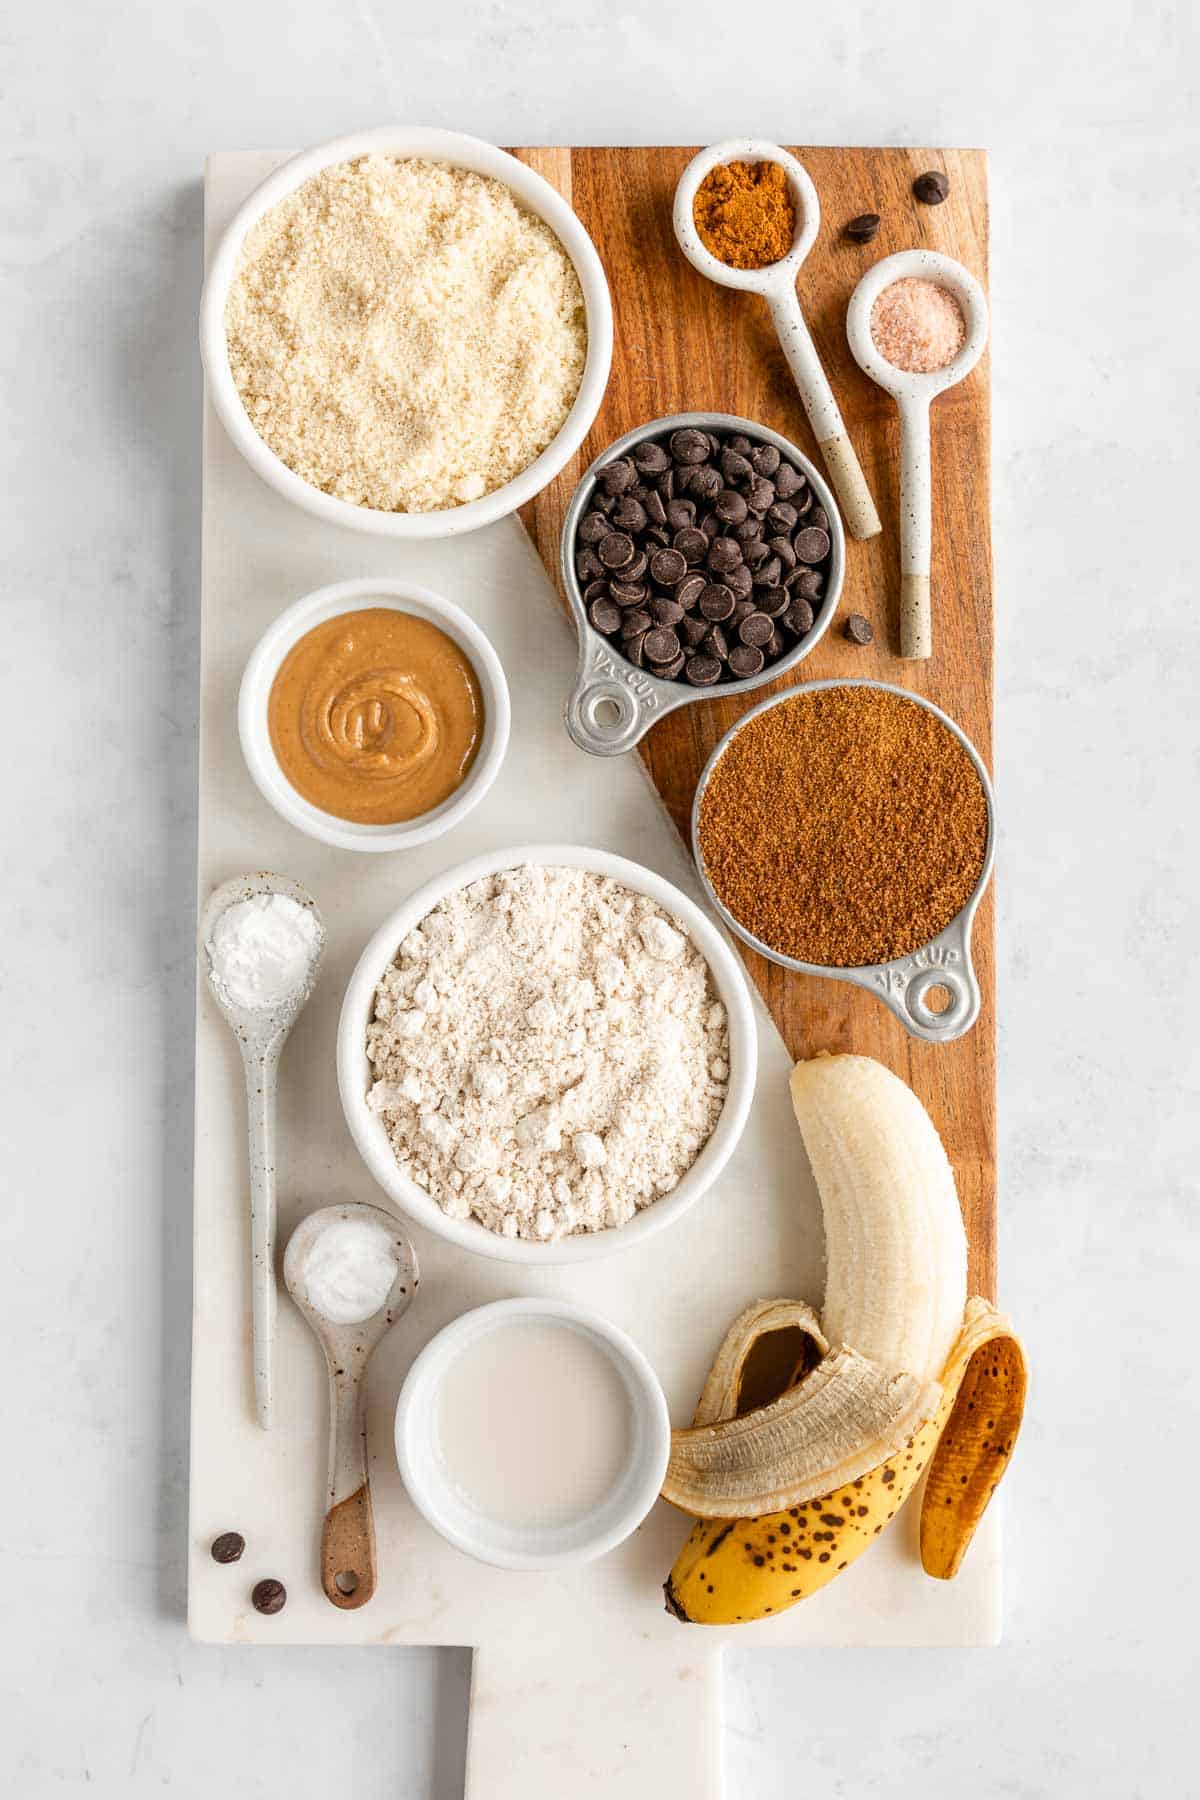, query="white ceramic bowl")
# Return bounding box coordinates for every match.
[337,844,758,1264]
[199,126,614,539]
[395,1298,670,1570]
[239,577,511,853]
